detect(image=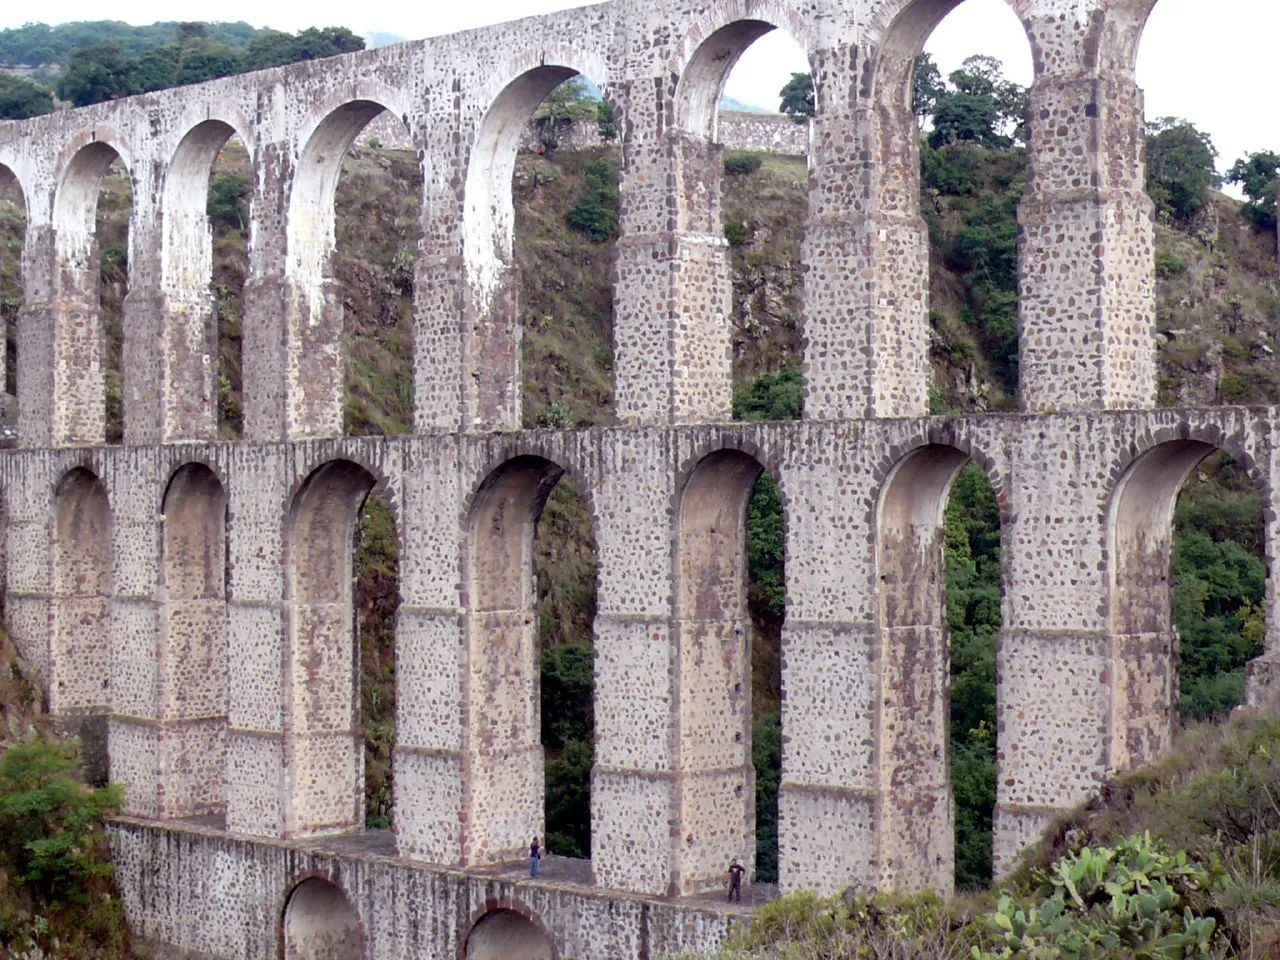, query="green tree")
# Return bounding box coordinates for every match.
[779,71,814,118]
[1226,149,1280,230]
[176,42,244,86]
[208,170,252,231]
[944,464,1002,888]
[57,42,140,106]
[913,52,945,128]
[545,739,593,857]
[0,73,52,119]
[133,48,178,92]
[1146,117,1219,222]
[753,711,781,882]
[732,367,803,422]
[0,739,122,902]
[541,643,594,749]
[567,158,620,242]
